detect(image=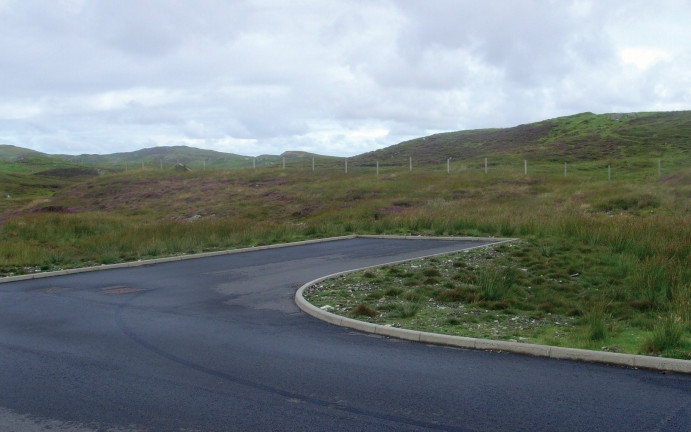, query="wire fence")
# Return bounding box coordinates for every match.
[130,155,680,182]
